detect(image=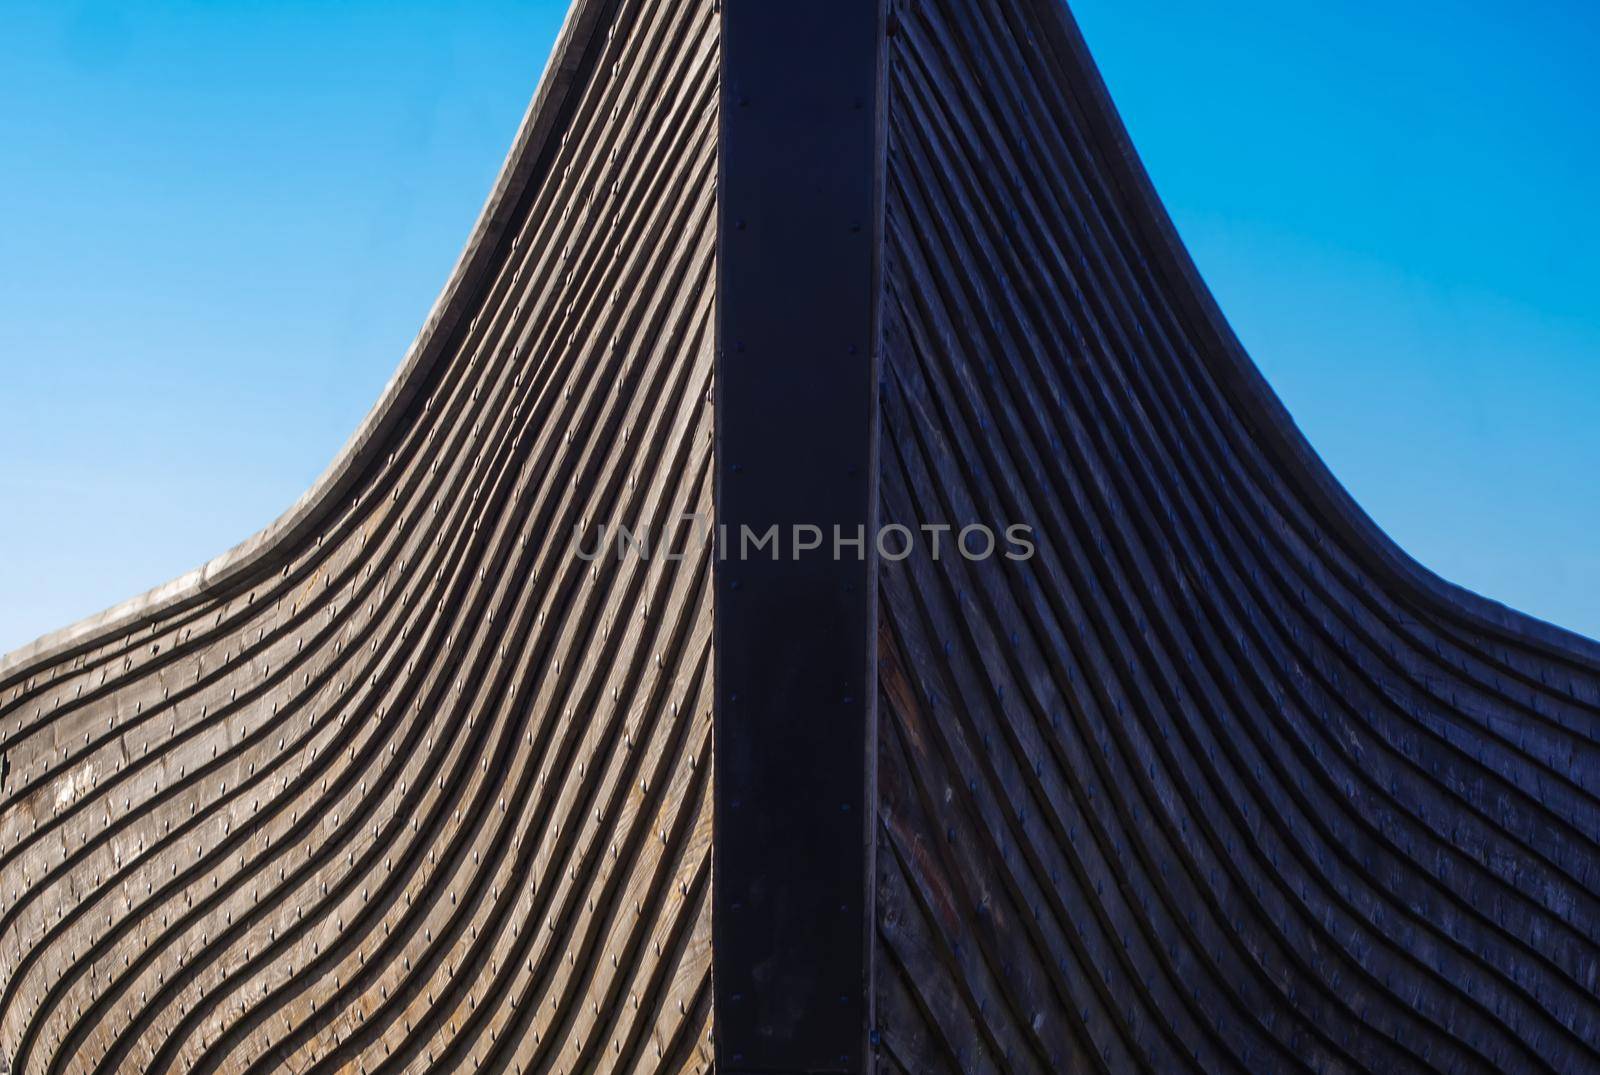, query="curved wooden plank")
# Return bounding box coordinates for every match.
[873,1,1600,1072]
[0,1,718,1072]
